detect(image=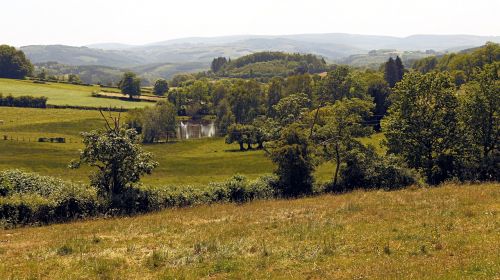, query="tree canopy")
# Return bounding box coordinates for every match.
[0,45,33,79]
